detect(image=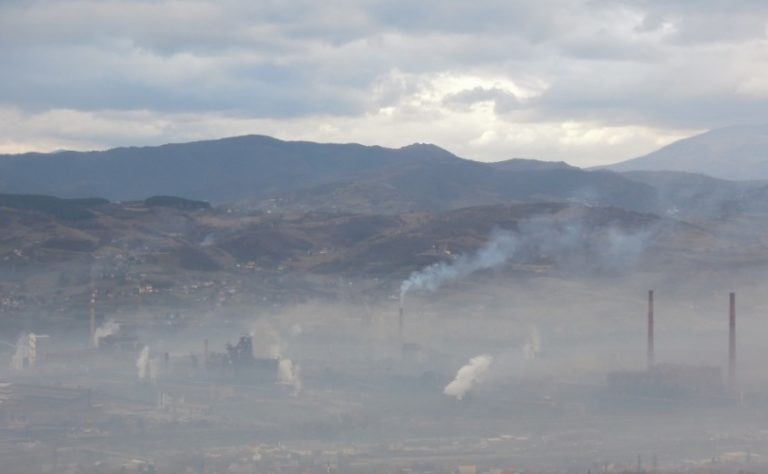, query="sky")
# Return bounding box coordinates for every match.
[0,0,767,166]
